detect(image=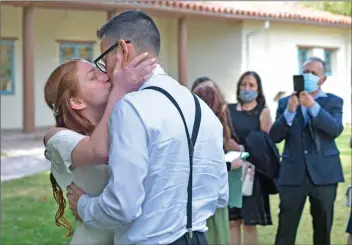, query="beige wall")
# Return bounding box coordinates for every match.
[1,6,109,129]
[158,18,243,98]
[1,5,350,130]
[1,6,23,129]
[1,5,243,130]
[0,6,175,129]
